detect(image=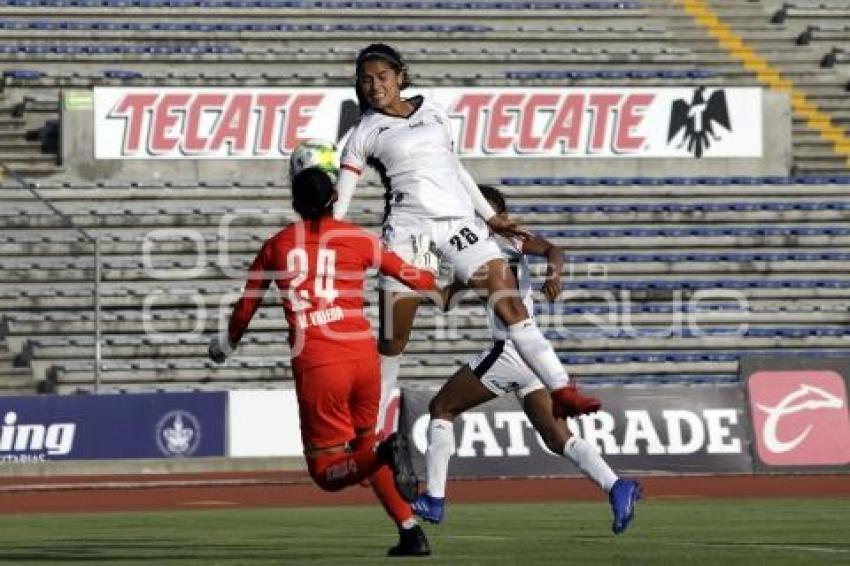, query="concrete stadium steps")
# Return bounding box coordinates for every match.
[5,302,849,340]
[647,0,849,175]
[2,258,850,287]
[0,41,690,60]
[0,342,38,393]
[2,253,850,285]
[0,40,692,61]
[49,380,289,394]
[0,92,61,177]
[0,4,649,20]
[20,329,850,367]
[4,198,850,225]
[40,347,845,391]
